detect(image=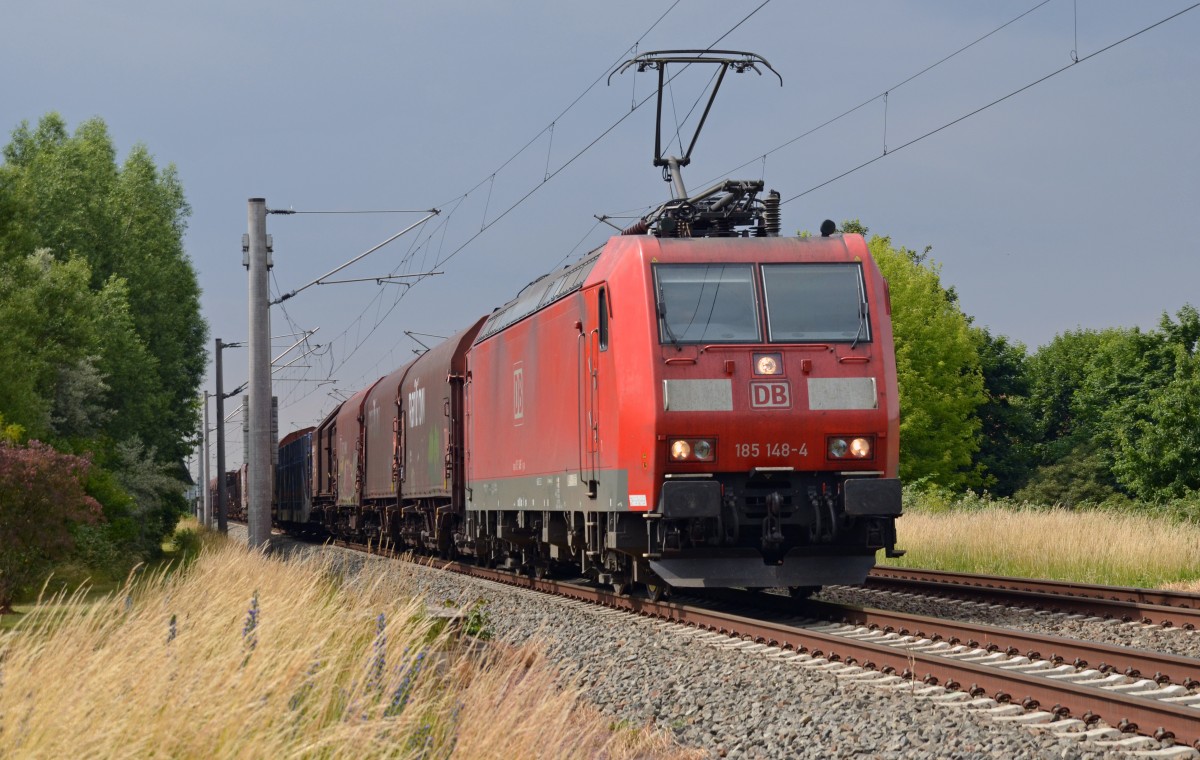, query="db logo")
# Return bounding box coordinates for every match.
[750,381,791,409]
